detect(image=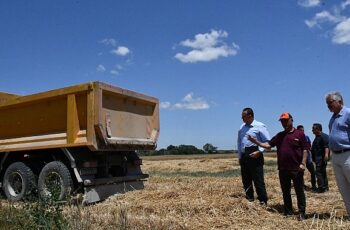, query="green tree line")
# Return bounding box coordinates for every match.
[138,143,233,156]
